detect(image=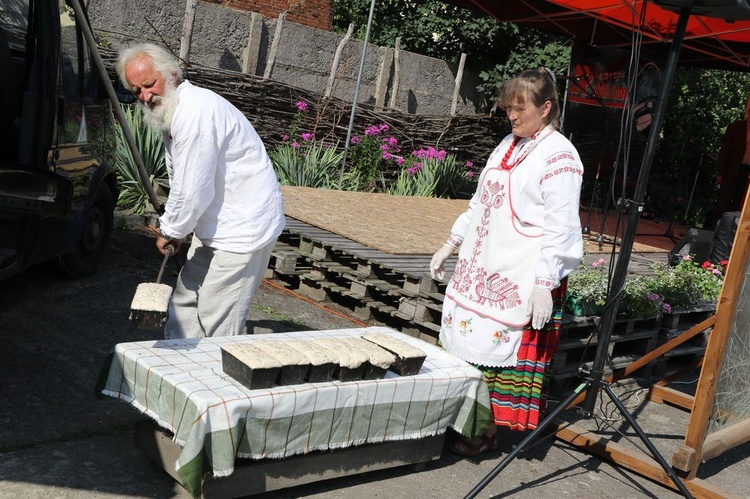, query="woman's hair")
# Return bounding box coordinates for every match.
[116,43,183,88]
[497,67,561,129]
